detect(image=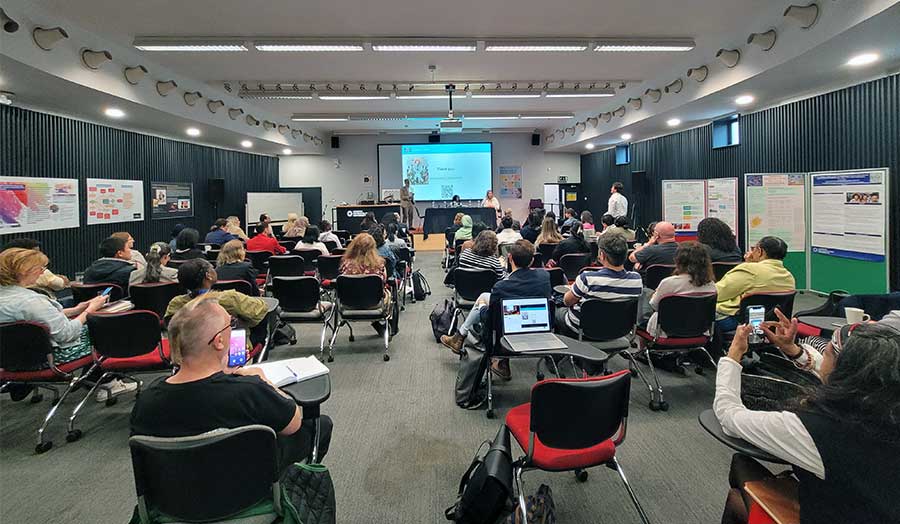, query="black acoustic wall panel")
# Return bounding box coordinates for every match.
[1,105,280,278]
[581,73,899,290]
